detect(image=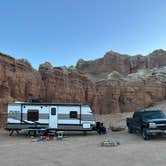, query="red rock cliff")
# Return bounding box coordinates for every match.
[0,53,43,112]
[76,49,166,81]
[1,50,166,116]
[0,54,95,113]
